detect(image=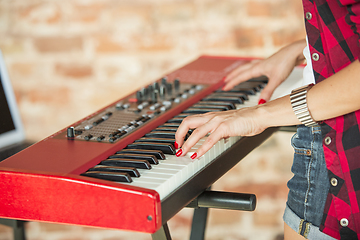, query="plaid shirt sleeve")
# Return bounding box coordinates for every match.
[302,0,360,239]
